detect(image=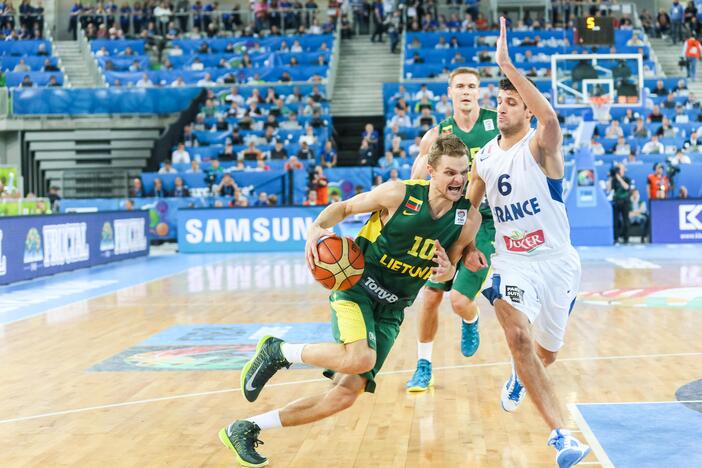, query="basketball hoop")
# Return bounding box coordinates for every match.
[588,95,612,123]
